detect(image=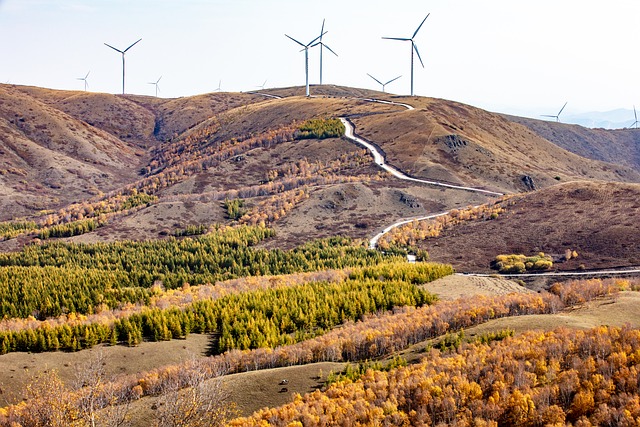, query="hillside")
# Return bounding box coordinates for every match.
[0,85,146,219]
[398,180,640,272]
[505,114,640,171]
[352,97,640,193]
